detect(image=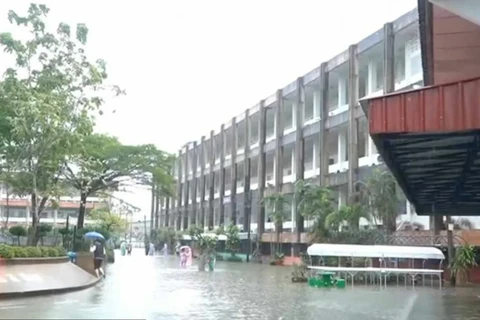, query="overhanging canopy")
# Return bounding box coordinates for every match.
[360,77,480,215]
[307,244,445,260]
